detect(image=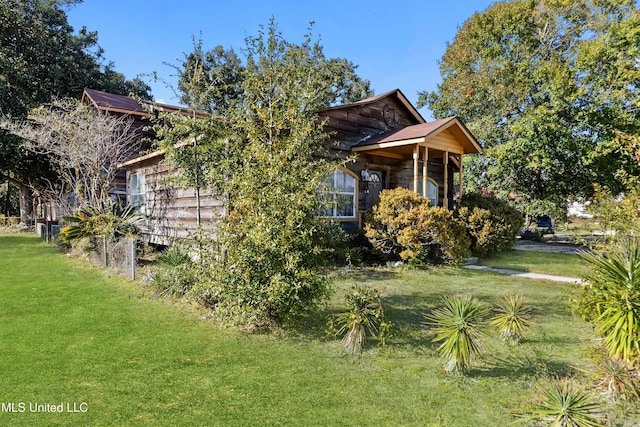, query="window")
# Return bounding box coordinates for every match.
[411,177,438,207]
[321,169,357,219]
[128,172,146,214]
